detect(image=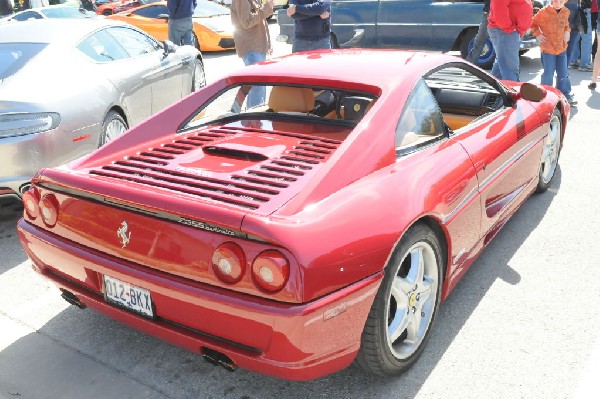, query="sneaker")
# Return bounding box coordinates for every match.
[569,62,579,69]
[578,65,593,72]
[568,98,578,106]
[589,82,597,90]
